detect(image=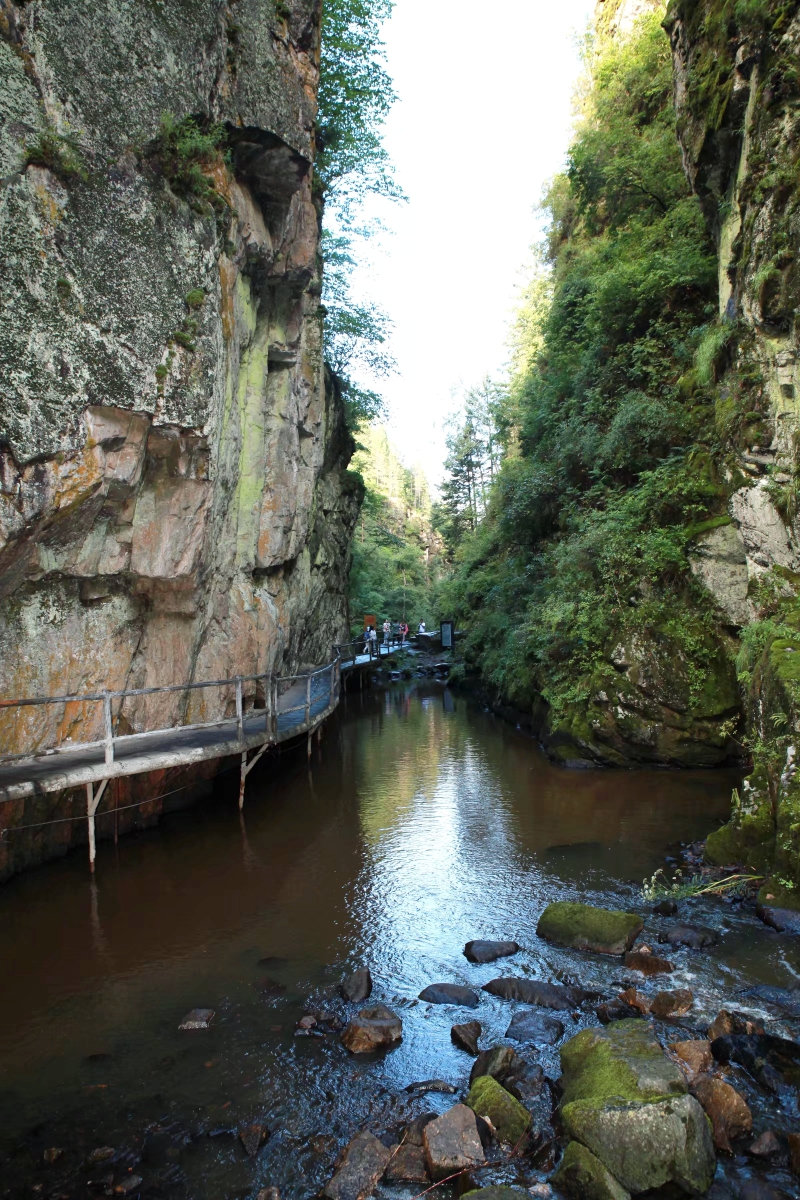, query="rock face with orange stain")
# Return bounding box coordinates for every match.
[0,0,362,879]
